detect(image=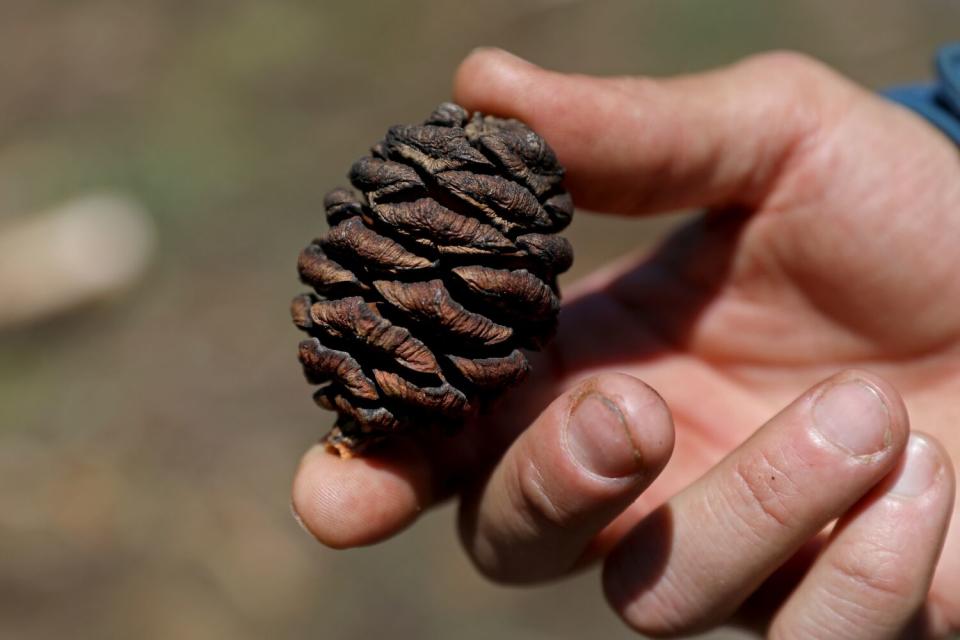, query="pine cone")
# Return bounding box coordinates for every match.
[291,102,573,456]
